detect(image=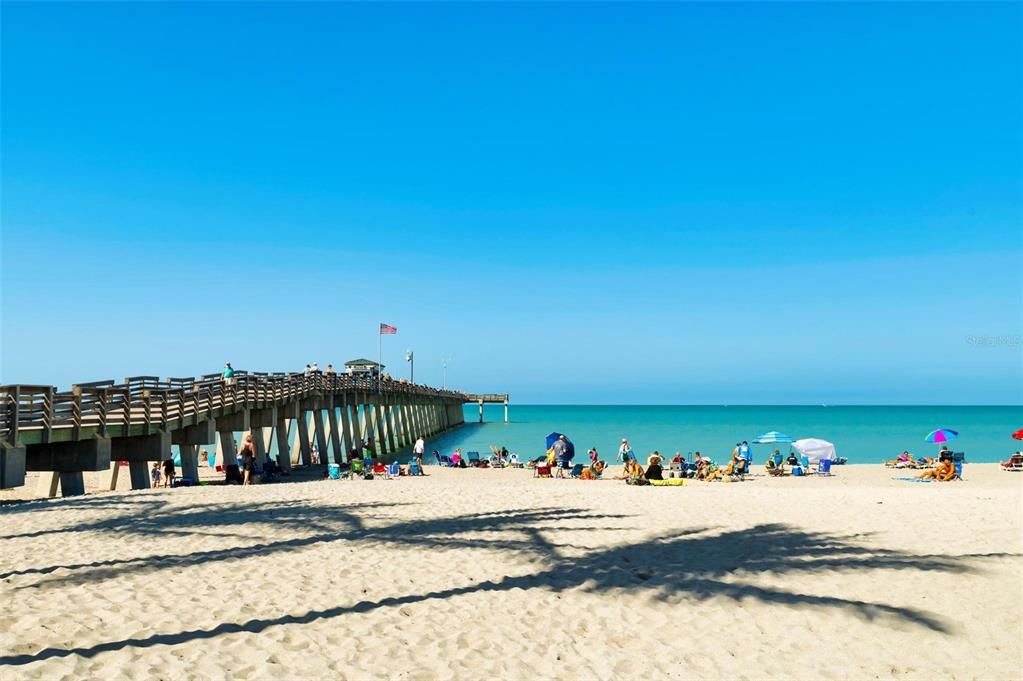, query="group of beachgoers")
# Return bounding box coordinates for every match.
[615,443,761,485]
[885,445,962,481]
